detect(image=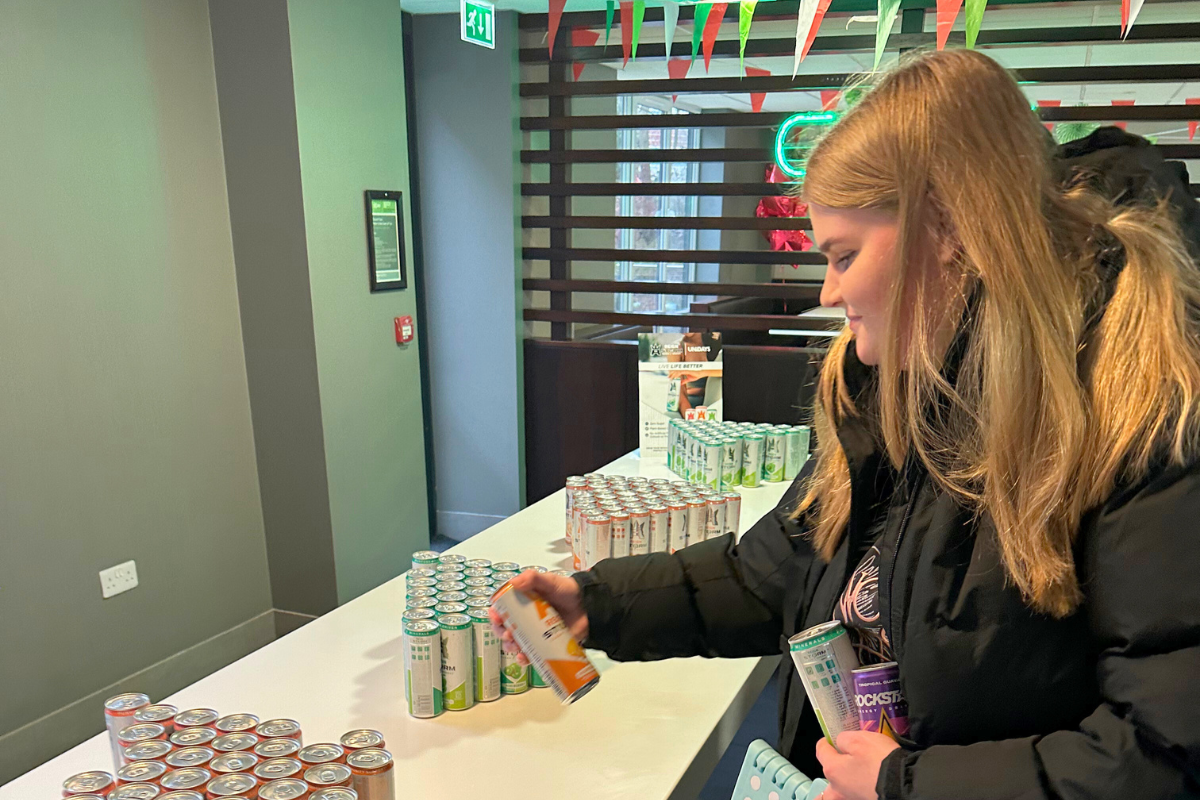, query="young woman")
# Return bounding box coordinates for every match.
[496,50,1200,799]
